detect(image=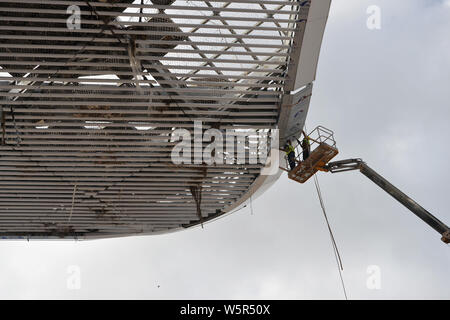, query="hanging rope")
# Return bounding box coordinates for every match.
[313,174,348,300]
[1,107,5,145]
[9,105,22,146]
[190,184,204,228]
[69,184,77,222]
[139,0,144,23]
